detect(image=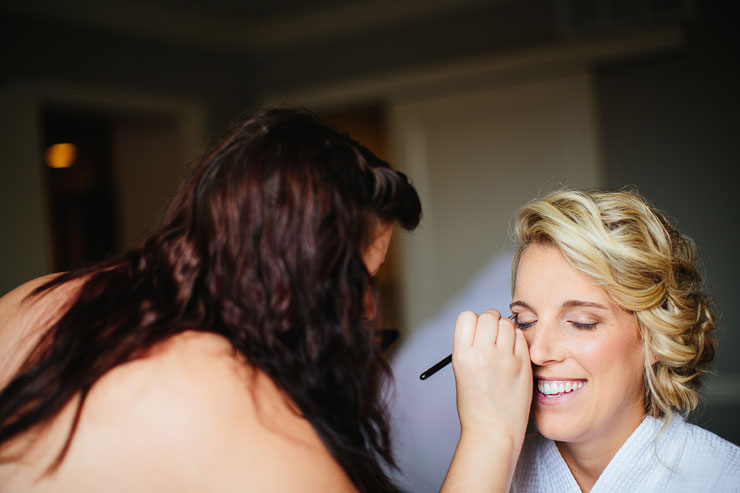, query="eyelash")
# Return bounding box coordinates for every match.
[511,316,598,330]
[512,315,534,330]
[571,322,597,330]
